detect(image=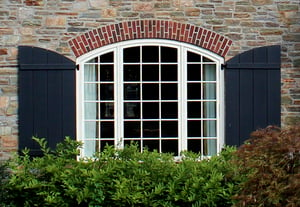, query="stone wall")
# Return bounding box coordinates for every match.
[0,0,299,160]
